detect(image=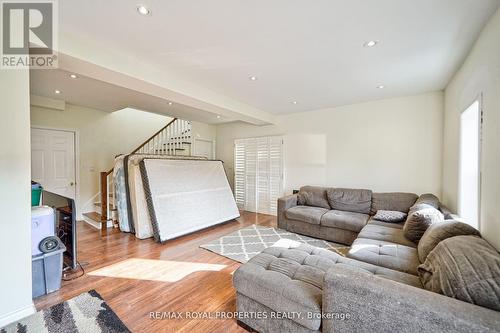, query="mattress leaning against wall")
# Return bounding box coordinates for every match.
[112,155,131,232]
[140,159,240,243]
[126,154,208,239]
[114,154,207,237]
